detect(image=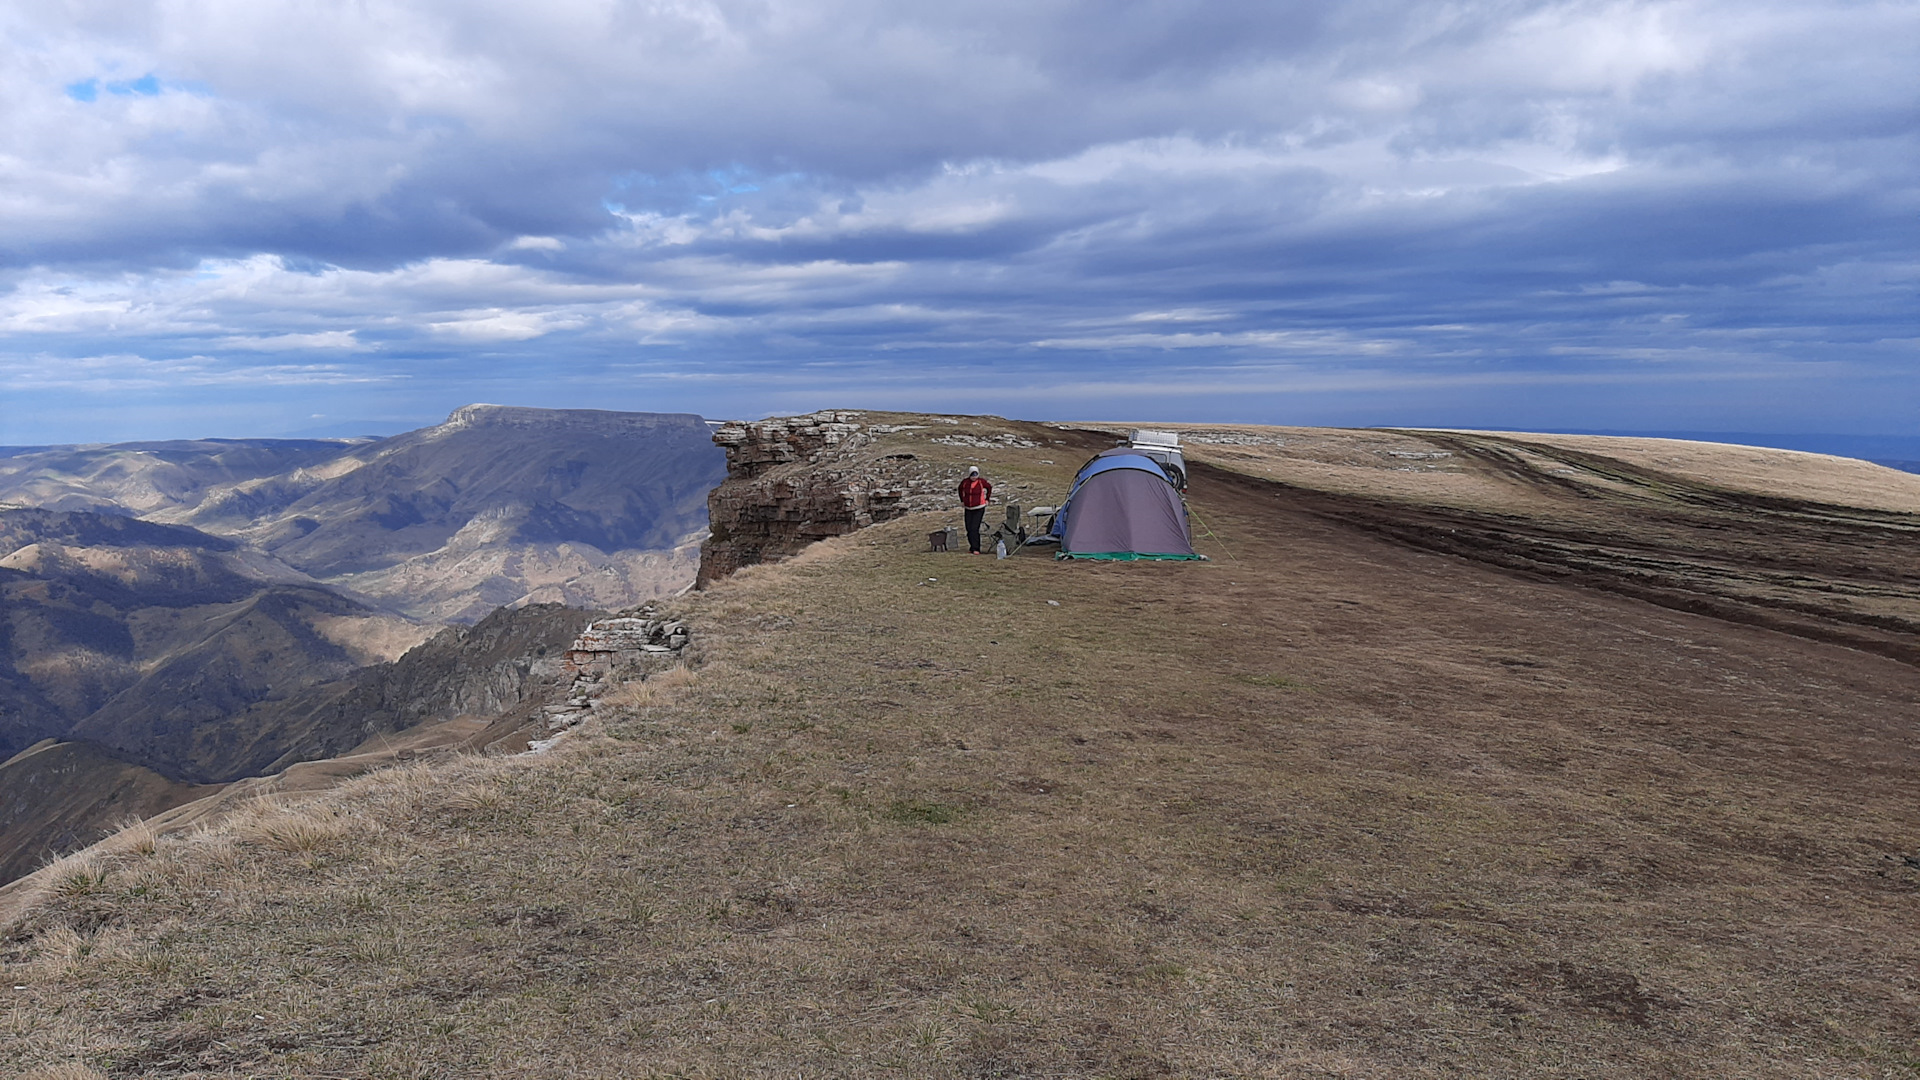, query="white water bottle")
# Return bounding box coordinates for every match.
[995,538,1008,560]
